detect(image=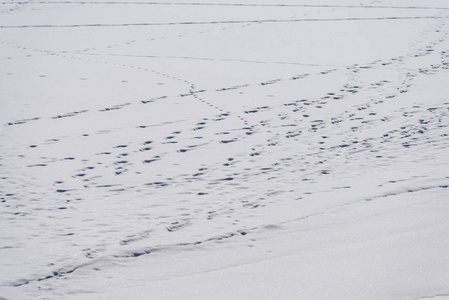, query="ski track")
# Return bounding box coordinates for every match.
[1,0,449,298]
[2,16,449,29]
[3,1,449,10]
